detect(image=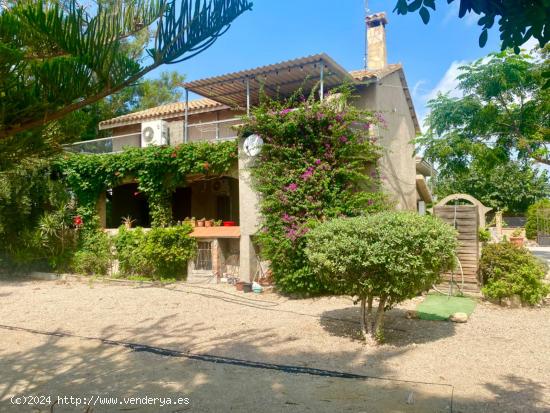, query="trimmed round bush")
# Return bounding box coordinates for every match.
[305,211,457,341]
[479,242,549,305]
